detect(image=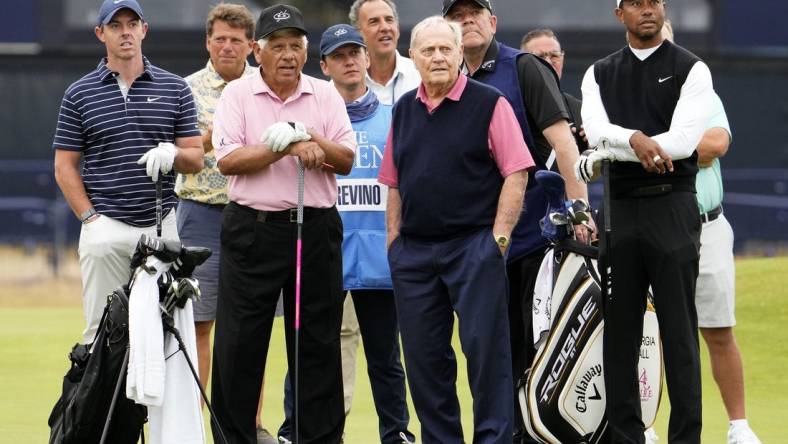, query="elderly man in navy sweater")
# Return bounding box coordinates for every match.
[378,15,534,444]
